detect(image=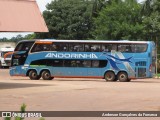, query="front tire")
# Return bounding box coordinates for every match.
[104,71,116,82]
[41,70,53,80]
[29,70,40,80]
